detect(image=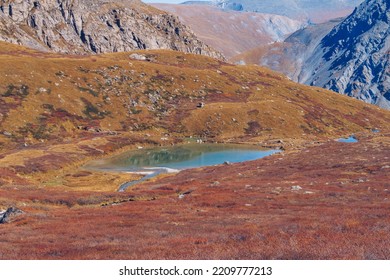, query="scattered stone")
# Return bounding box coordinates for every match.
[197,102,205,108]
[291,185,303,191]
[353,178,366,183]
[272,187,282,194]
[304,191,314,194]
[211,181,220,186]
[0,207,24,224]
[178,190,193,199]
[129,53,148,61]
